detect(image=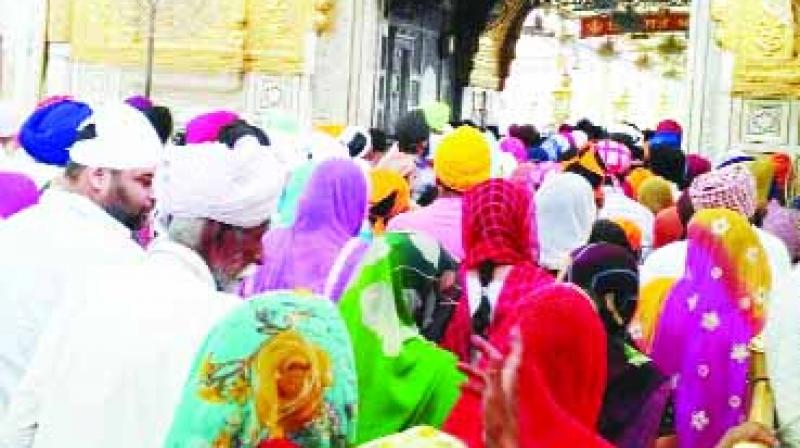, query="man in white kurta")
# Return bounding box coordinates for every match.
[0,102,163,419]
[0,140,287,448]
